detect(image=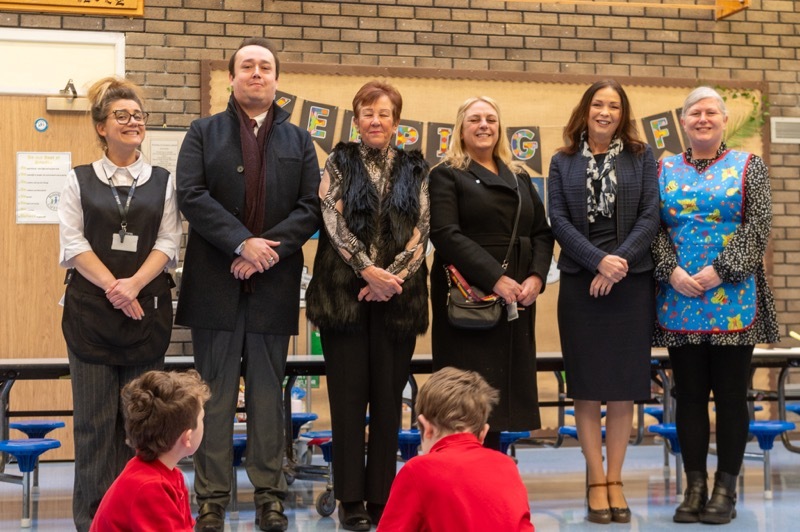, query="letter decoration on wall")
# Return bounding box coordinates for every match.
[507,126,542,174]
[275,90,297,115]
[424,122,454,167]
[395,119,423,151]
[641,111,684,160]
[299,100,339,153]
